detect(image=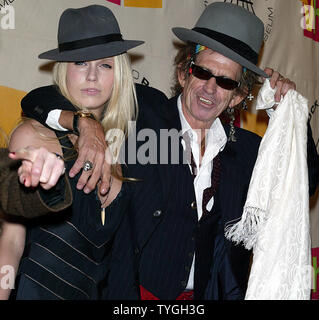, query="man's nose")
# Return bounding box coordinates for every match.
[203,76,217,94]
